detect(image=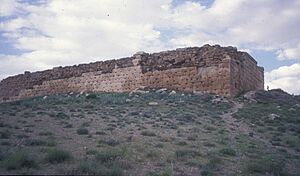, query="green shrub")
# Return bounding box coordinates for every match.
[203,142,216,147]
[46,137,56,147]
[77,128,89,135]
[219,147,236,156]
[81,122,90,127]
[38,131,53,136]
[1,141,11,146]
[56,112,69,119]
[96,131,106,135]
[160,167,173,176]
[9,112,16,116]
[45,148,71,164]
[141,131,156,137]
[175,150,199,158]
[64,124,73,128]
[16,134,29,139]
[96,150,123,163]
[0,130,10,139]
[97,93,127,105]
[25,139,47,146]
[285,139,297,147]
[86,94,97,99]
[104,164,123,176]
[77,160,123,176]
[98,139,120,146]
[245,158,286,175]
[154,143,164,148]
[146,150,158,159]
[77,160,99,175]
[175,141,187,146]
[201,155,221,175]
[0,122,8,127]
[86,150,98,155]
[187,135,197,141]
[1,151,37,170]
